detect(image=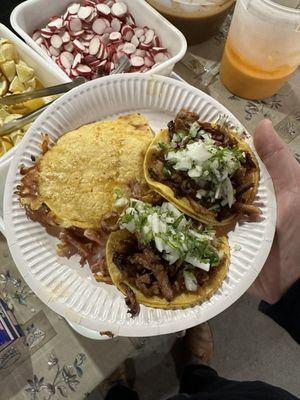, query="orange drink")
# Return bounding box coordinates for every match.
[220,0,300,100]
